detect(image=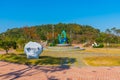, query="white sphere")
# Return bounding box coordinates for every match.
[24,41,43,59]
